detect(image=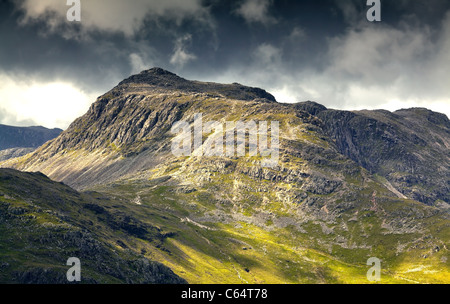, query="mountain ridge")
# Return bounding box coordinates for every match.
[117,67,277,102]
[3,68,448,207]
[0,68,448,283]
